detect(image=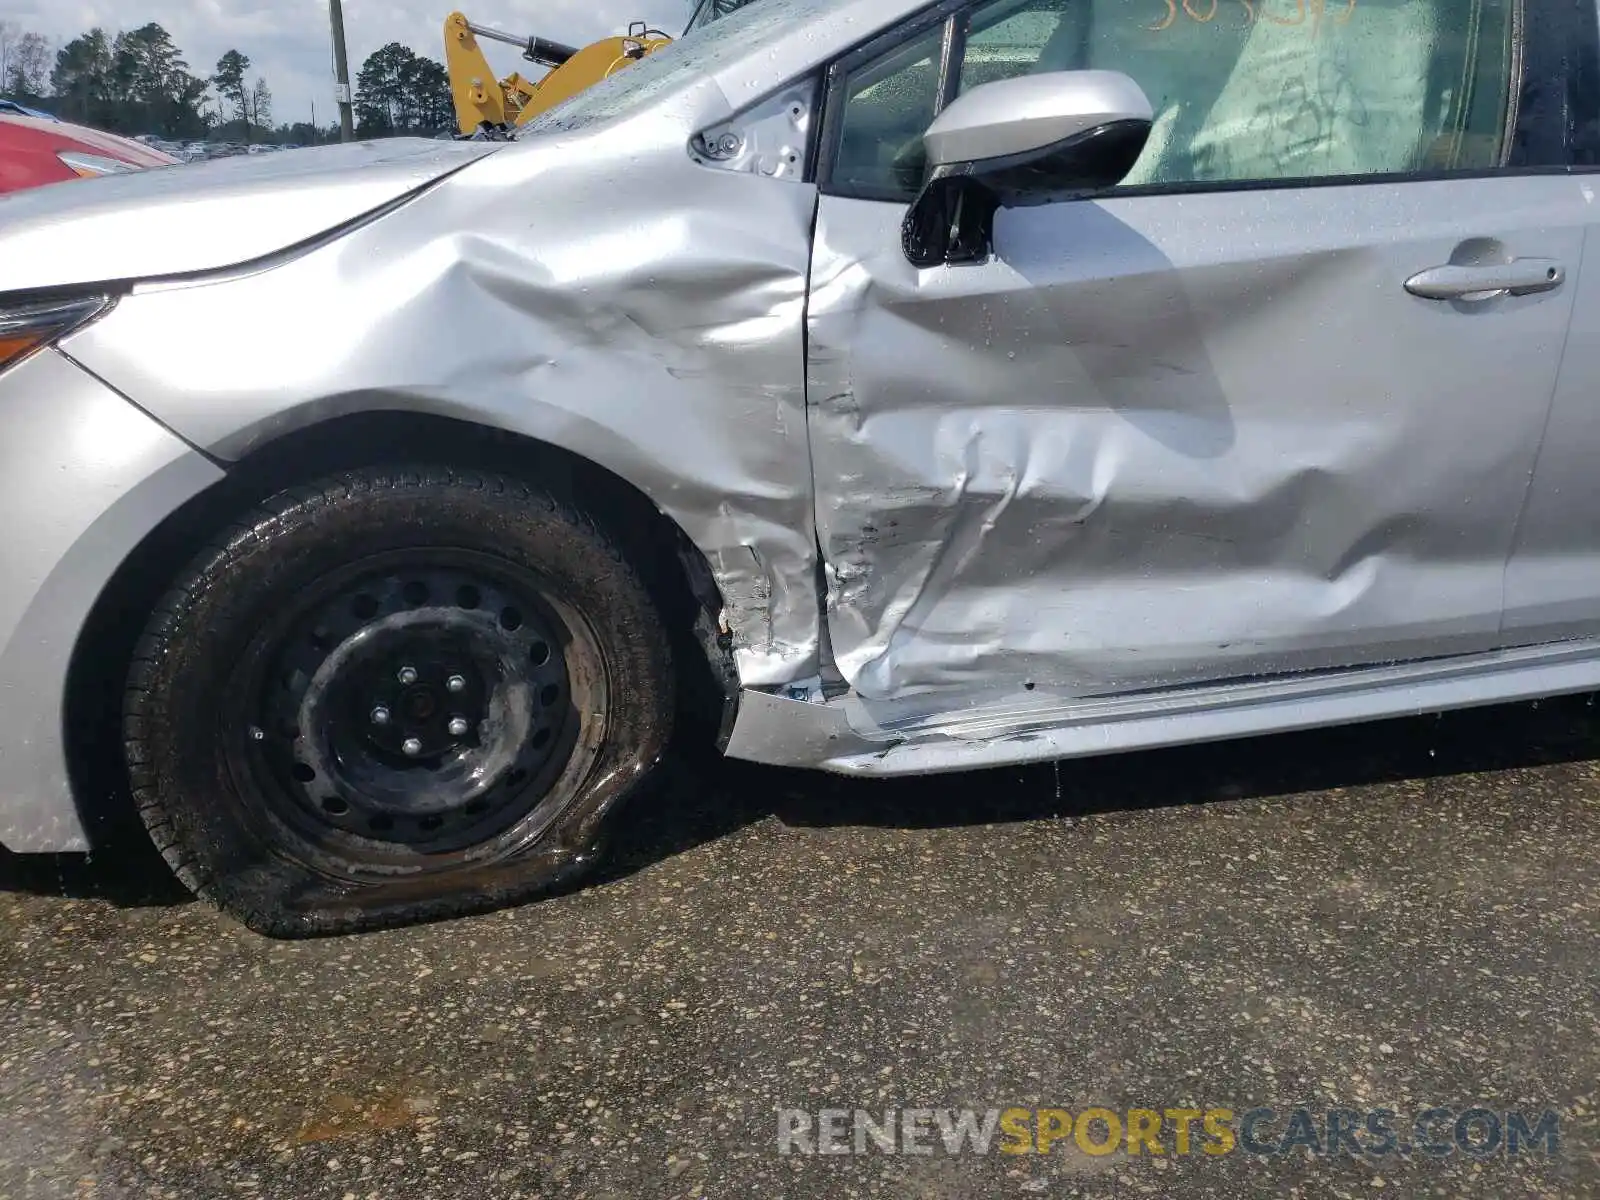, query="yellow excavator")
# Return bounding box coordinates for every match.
[445,0,749,136]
